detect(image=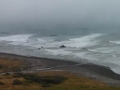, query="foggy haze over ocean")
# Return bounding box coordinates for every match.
[1,0,120,74]
[0,0,120,34]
